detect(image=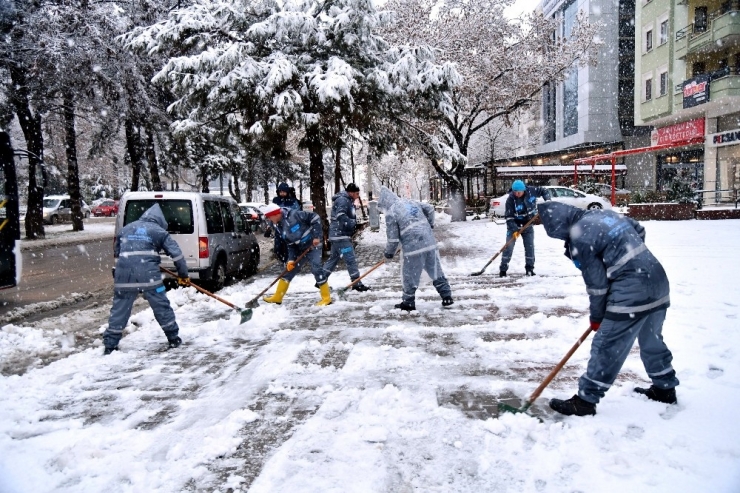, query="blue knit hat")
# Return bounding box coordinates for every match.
[512,180,526,191]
